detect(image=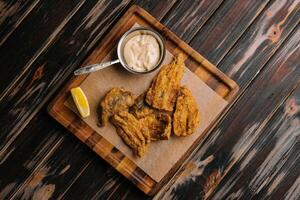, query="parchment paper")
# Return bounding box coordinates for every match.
[65,25,228,182]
